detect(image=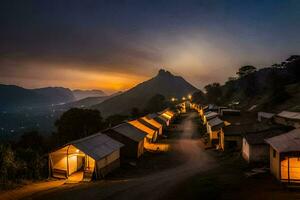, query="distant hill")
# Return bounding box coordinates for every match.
[57,91,123,110]
[73,89,106,100]
[0,84,75,111]
[92,69,198,117]
[59,96,109,109]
